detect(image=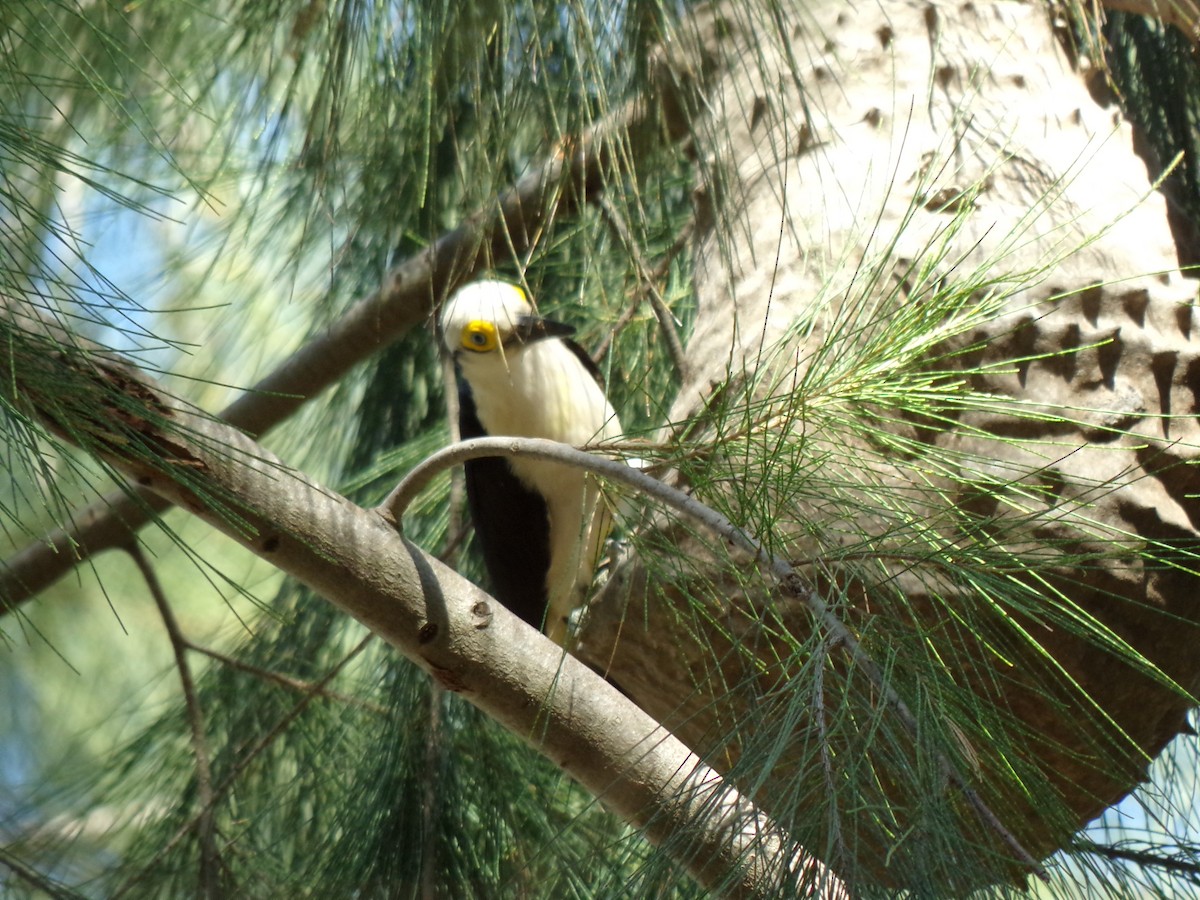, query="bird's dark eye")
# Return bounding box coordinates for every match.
[469,332,487,346]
